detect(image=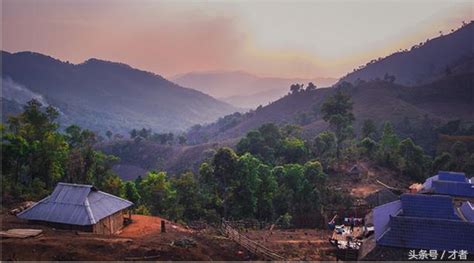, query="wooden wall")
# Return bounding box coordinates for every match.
[93,210,125,235]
